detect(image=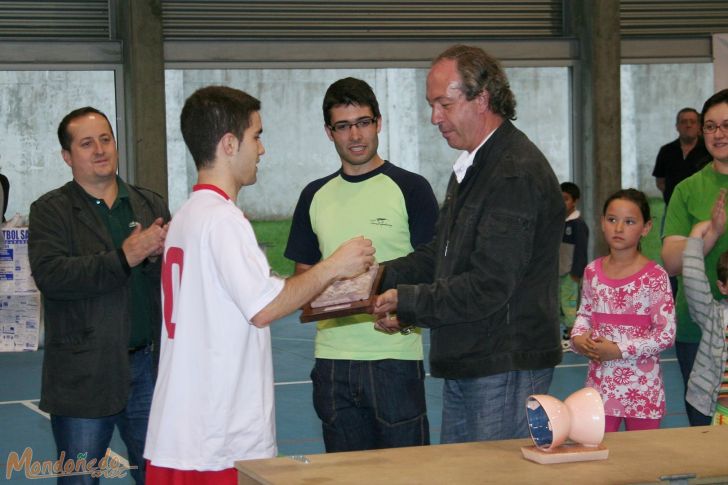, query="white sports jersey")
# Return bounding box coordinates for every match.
[144,185,284,471]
